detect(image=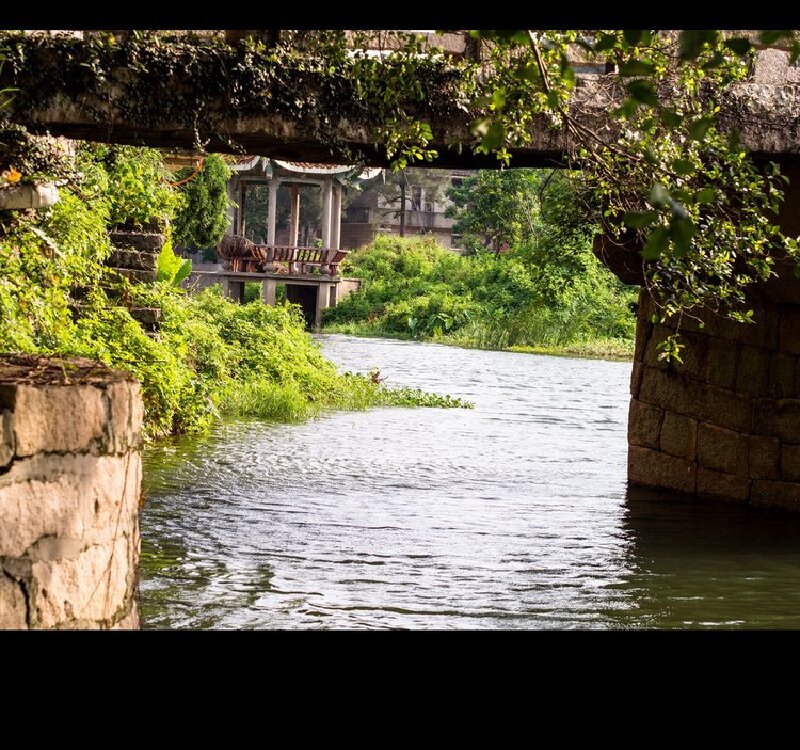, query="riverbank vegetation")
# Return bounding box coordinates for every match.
[3,30,797,365]
[323,170,637,359]
[0,143,471,439]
